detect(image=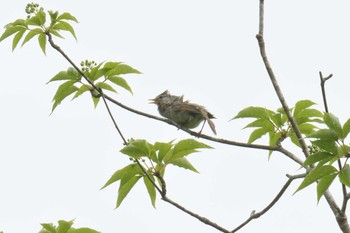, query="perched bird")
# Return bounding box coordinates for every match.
[150,90,217,135]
